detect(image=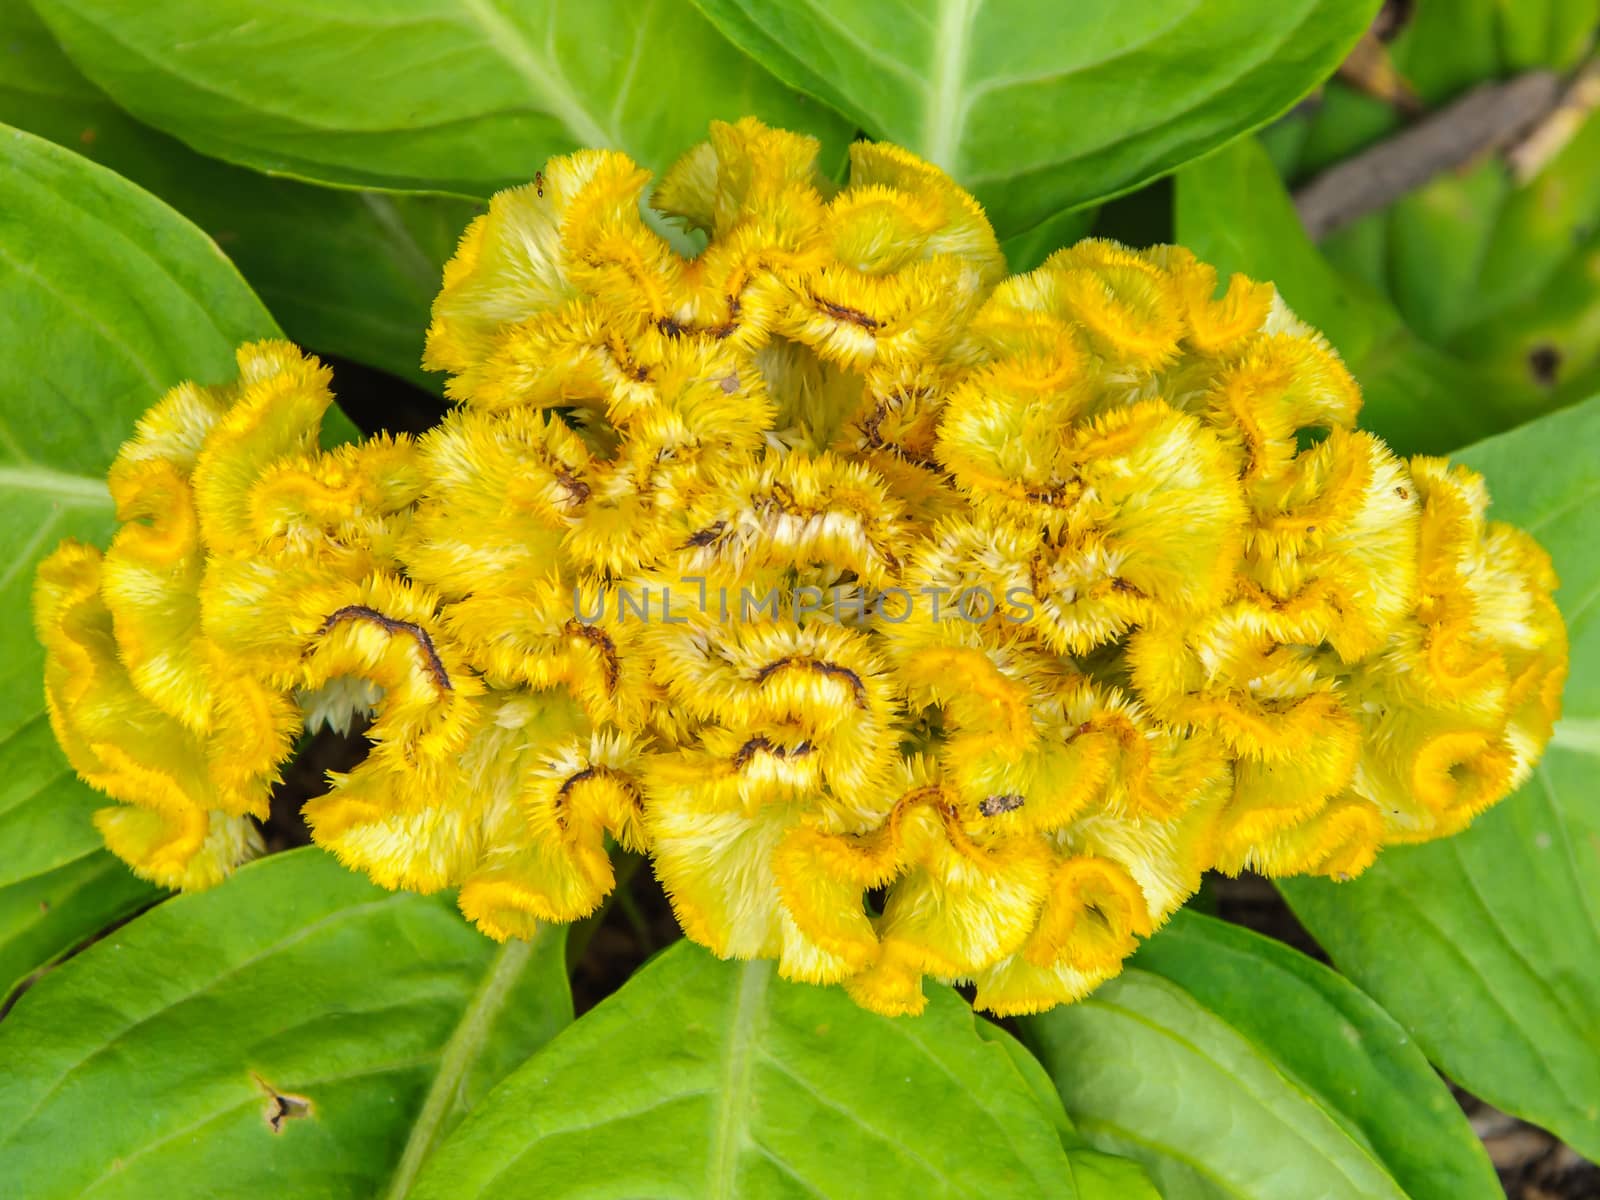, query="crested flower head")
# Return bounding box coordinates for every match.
[36,118,1567,1015]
